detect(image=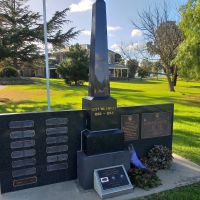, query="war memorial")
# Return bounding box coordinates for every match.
[0,0,176,198]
